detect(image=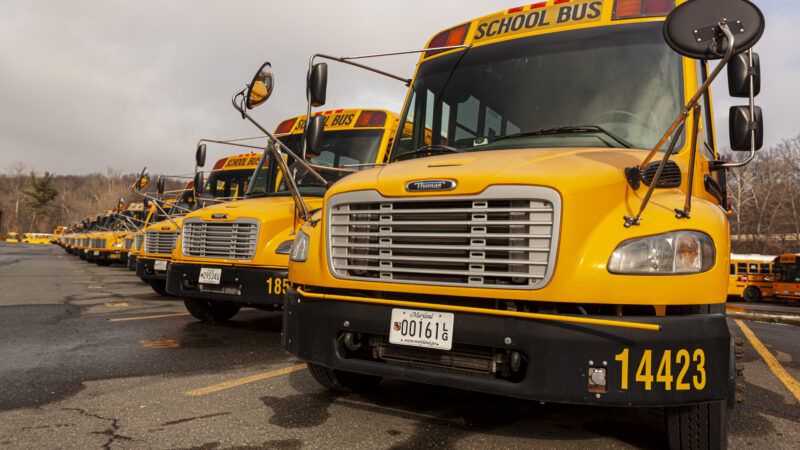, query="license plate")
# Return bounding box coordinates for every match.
[154,260,168,272]
[93,251,100,256]
[389,308,453,350]
[110,253,120,259]
[198,268,222,285]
